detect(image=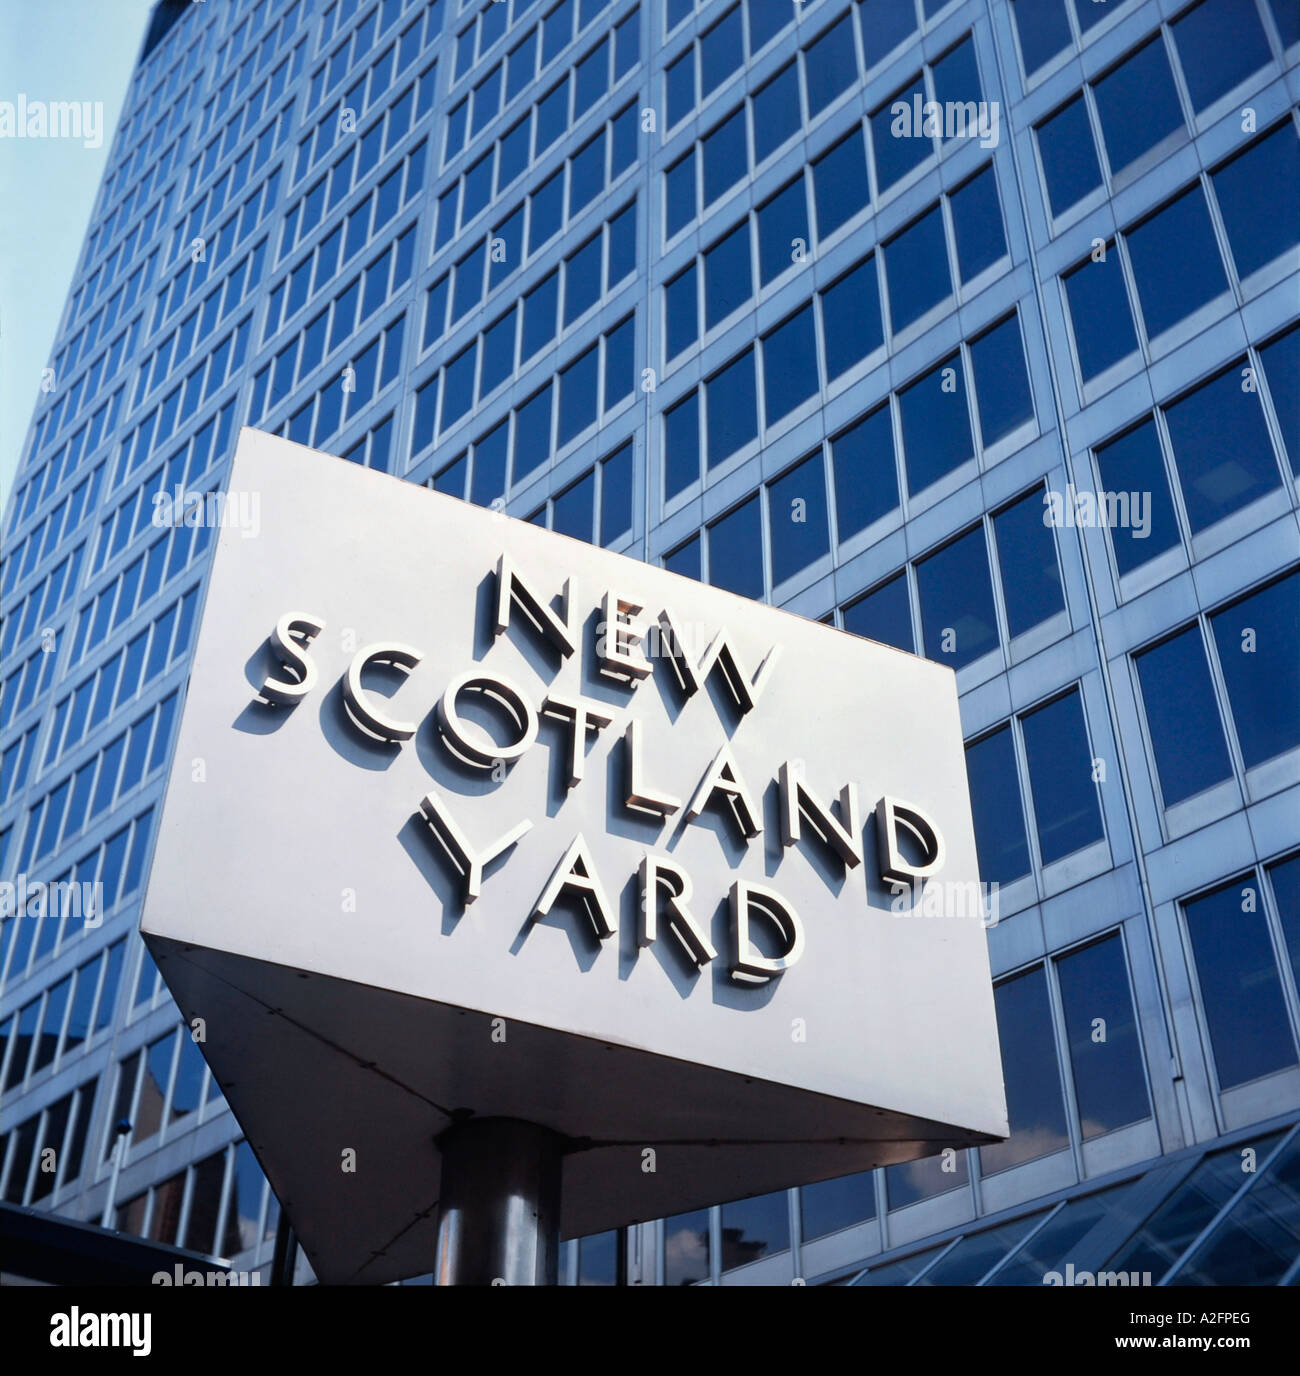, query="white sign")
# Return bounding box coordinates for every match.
[140,429,1006,1284]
